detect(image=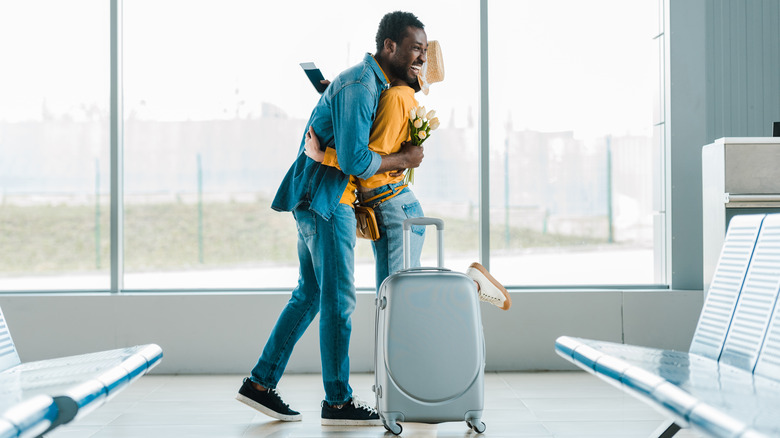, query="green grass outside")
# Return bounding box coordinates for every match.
[0,198,605,275]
